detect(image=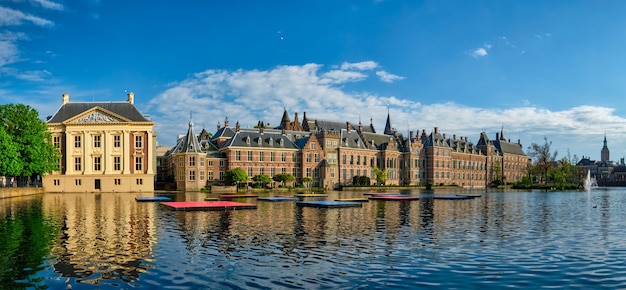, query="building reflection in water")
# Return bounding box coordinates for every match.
[42,193,157,284]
